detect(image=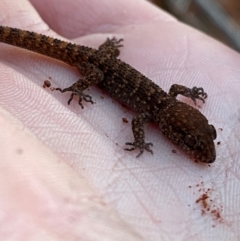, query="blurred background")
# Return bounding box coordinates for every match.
[150,0,240,52]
